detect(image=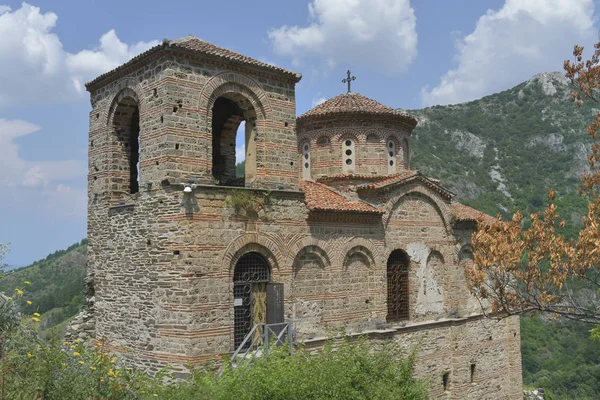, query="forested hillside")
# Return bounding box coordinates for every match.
[0,240,87,332]
[409,72,592,237]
